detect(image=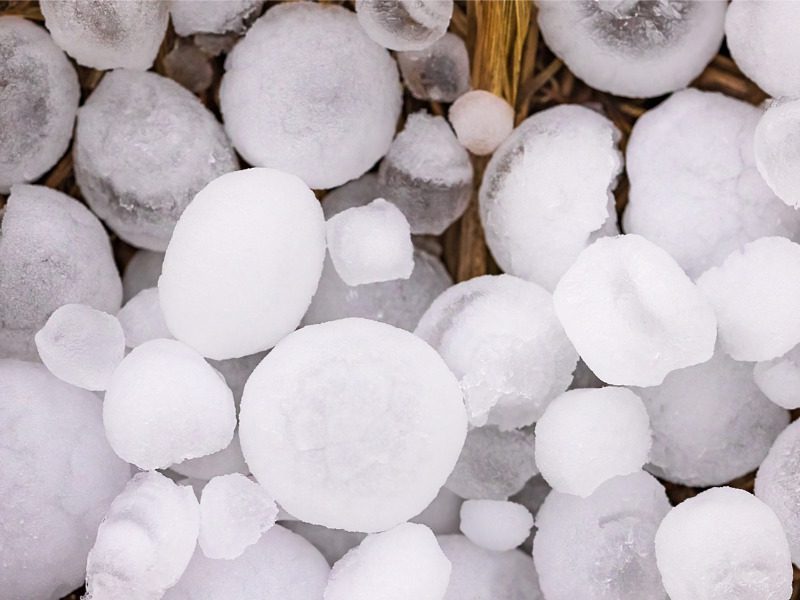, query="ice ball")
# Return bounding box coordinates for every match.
[459,500,532,552]
[355,0,453,51]
[397,32,470,103]
[449,90,515,156]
